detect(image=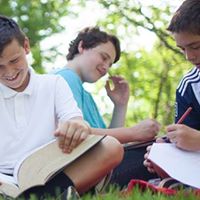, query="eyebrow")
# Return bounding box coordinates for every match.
[177,41,200,48]
[102,51,111,59]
